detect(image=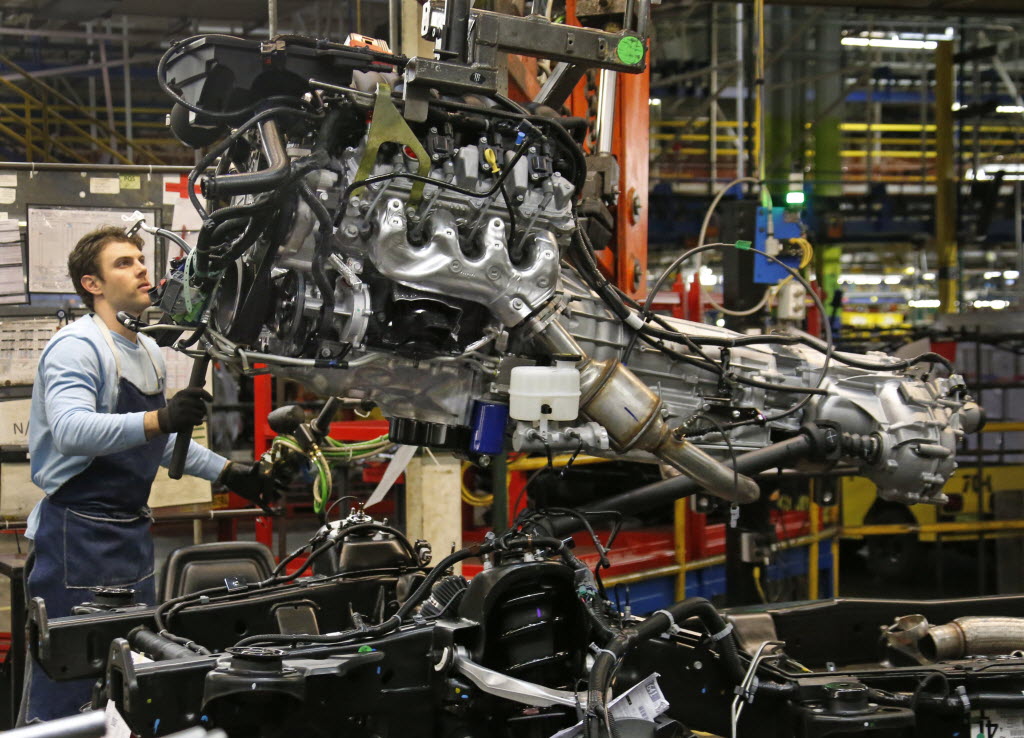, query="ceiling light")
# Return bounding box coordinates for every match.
[839,274,883,285]
[841,37,937,50]
[984,271,1002,279]
[997,105,1024,114]
[922,272,936,280]
[973,299,1009,309]
[909,299,940,308]
[1004,270,1020,279]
